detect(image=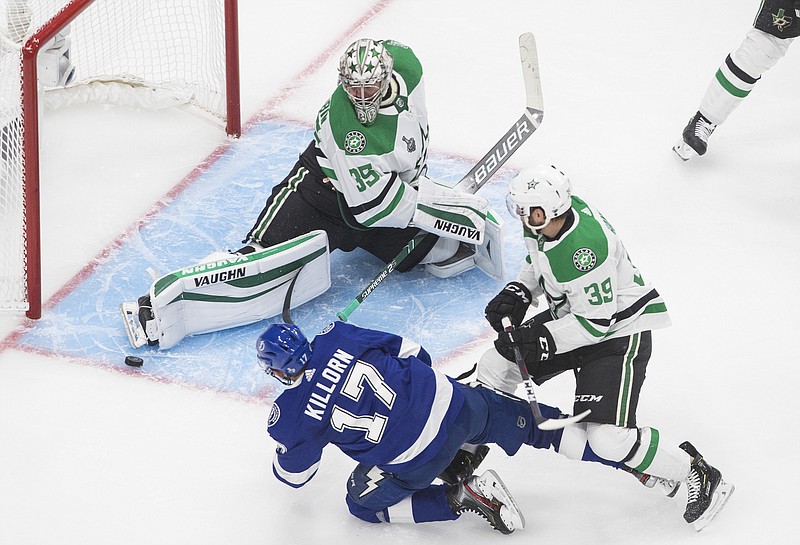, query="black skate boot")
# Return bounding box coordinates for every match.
[137,295,159,346]
[438,445,490,485]
[624,467,681,498]
[446,469,525,534]
[673,111,717,160]
[680,441,735,531]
